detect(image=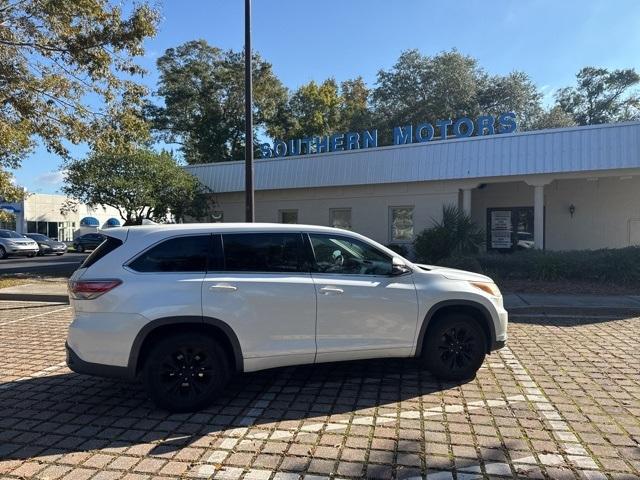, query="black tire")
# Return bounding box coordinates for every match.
[56,253,64,256]
[421,314,487,381]
[76,244,84,253]
[27,252,36,258]
[142,333,230,412]
[0,246,6,259]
